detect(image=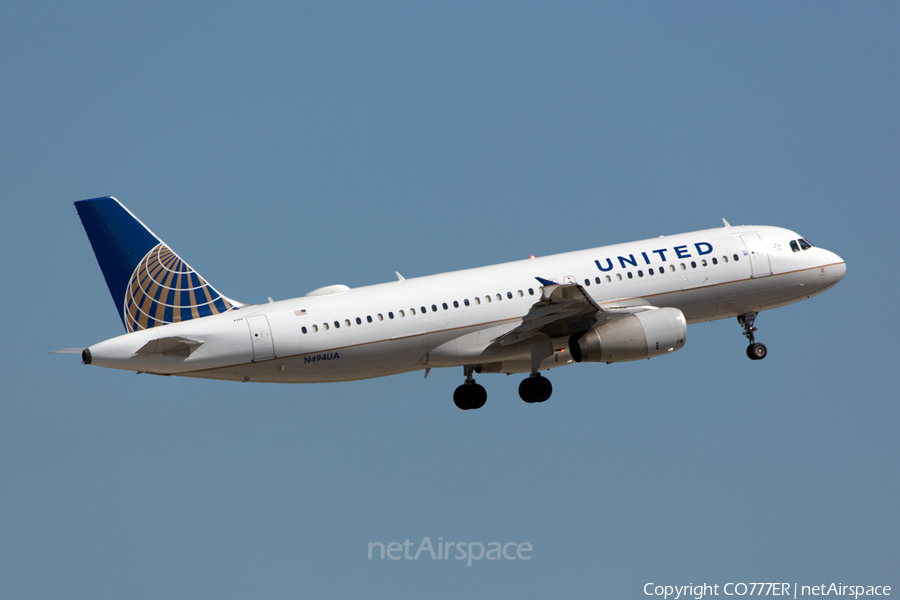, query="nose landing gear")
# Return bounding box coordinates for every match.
[738,312,768,360]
